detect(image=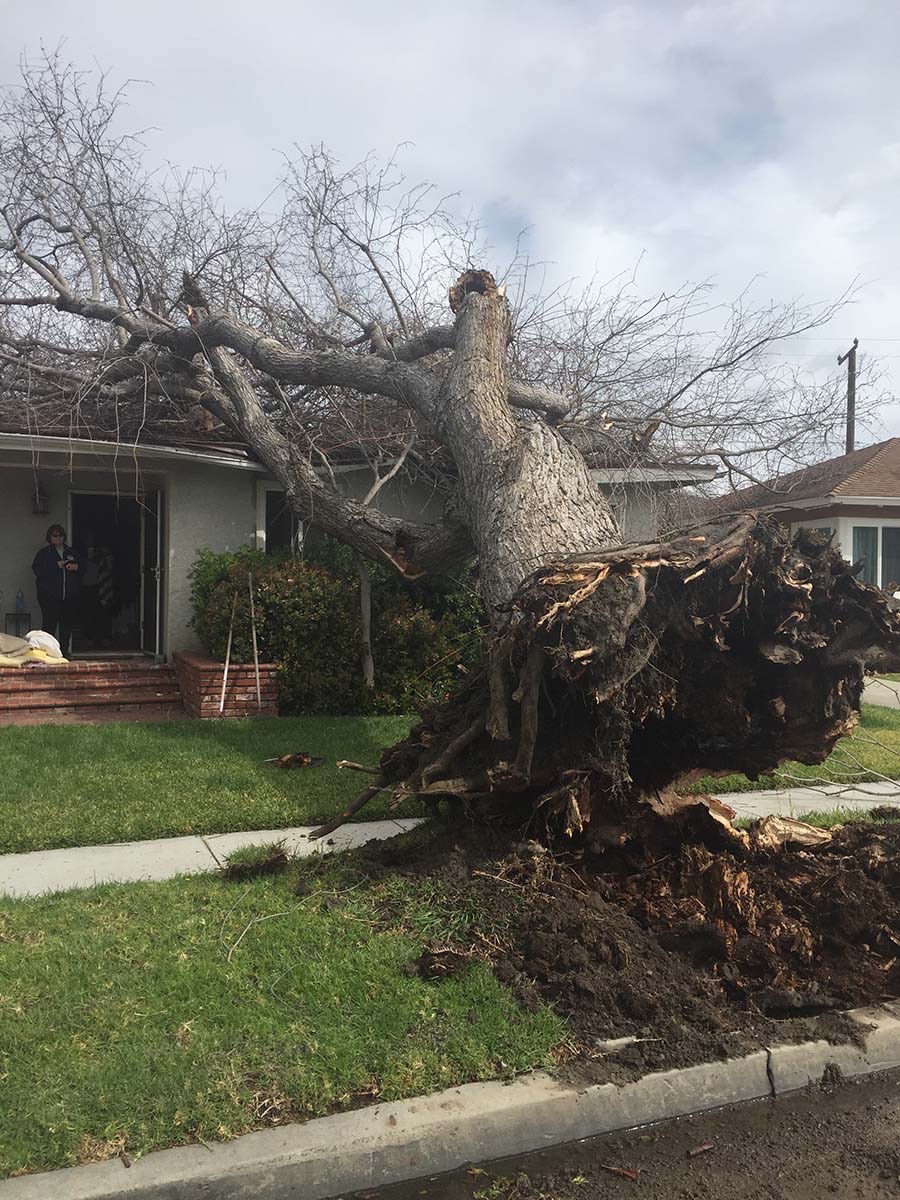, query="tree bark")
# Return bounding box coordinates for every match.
[430,272,620,615]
